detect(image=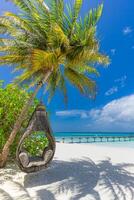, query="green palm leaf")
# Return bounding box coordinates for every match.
[65,67,96,97]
